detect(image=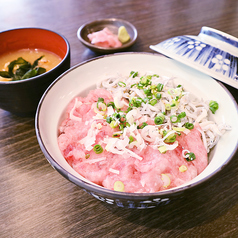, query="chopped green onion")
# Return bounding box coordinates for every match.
[140,76,151,86]
[113,112,121,119]
[155,93,162,100]
[137,122,148,129]
[157,83,164,92]
[168,88,175,95]
[107,101,115,108]
[165,104,171,110]
[114,181,125,192]
[178,112,186,119]
[158,145,167,153]
[129,135,134,143]
[85,154,90,159]
[130,71,138,78]
[149,99,157,106]
[97,98,107,111]
[93,144,103,154]
[137,83,144,89]
[185,152,196,161]
[143,88,152,96]
[179,165,187,172]
[170,115,179,123]
[119,123,125,130]
[118,81,126,87]
[129,97,143,108]
[184,122,194,130]
[154,114,165,125]
[97,97,104,103]
[130,83,137,88]
[163,131,177,143]
[170,112,186,123]
[113,133,121,138]
[97,102,107,111]
[150,85,157,90]
[172,127,185,132]
[110,120,118,128]
[209,100,219,114]
[106,116,112,124]
[164,134,177,143]
[170,103,176,107]
[126,106,133,113]
[170,99,179,108]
